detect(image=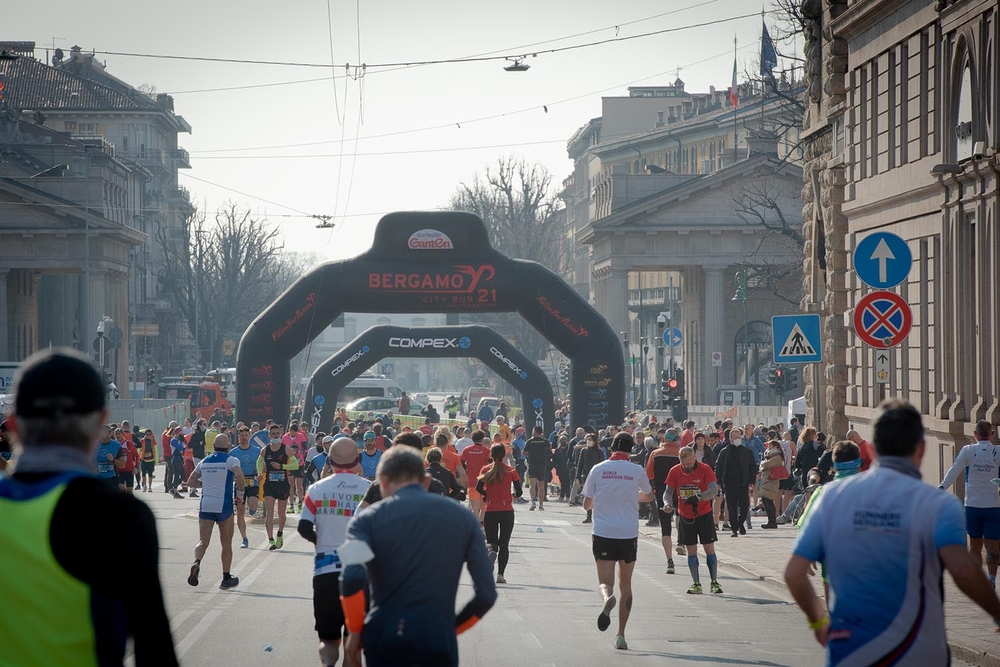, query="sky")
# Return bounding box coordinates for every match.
[9,0,788,260]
